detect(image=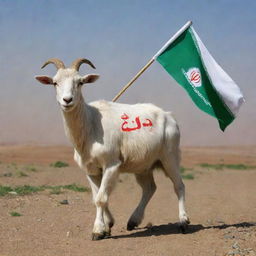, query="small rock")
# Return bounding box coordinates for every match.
[206,219,214,225]
[232,242,240,249]
[60,199,69,205]
[8,191,17,195]
[216,219,225,224]
[227,251,240,256]
[224,234,235,239]
[145,222,153,228]
[3,172,12,177]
